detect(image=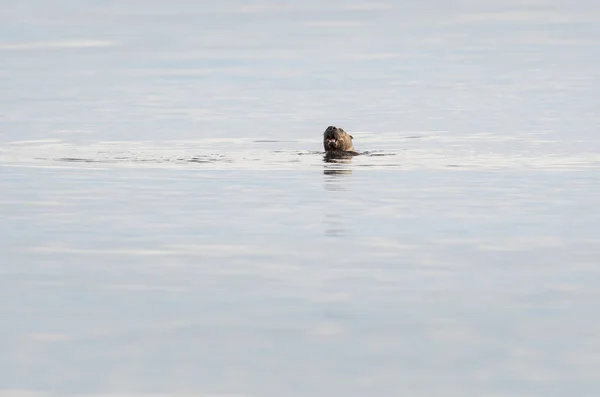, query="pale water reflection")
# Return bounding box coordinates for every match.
[1,0,600,396]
